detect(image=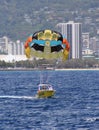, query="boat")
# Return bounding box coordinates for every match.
[37,83,55,98]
